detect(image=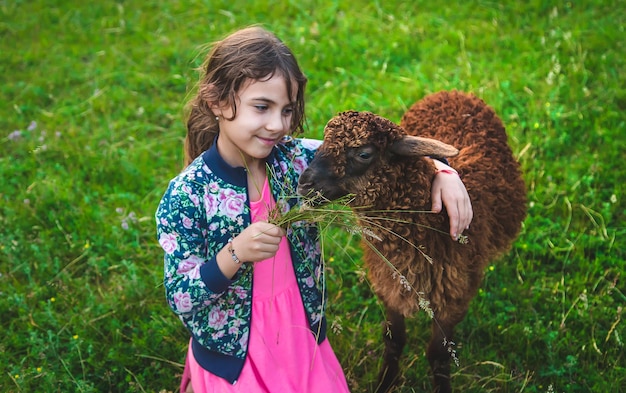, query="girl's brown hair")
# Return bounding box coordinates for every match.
[184,26,308,166]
